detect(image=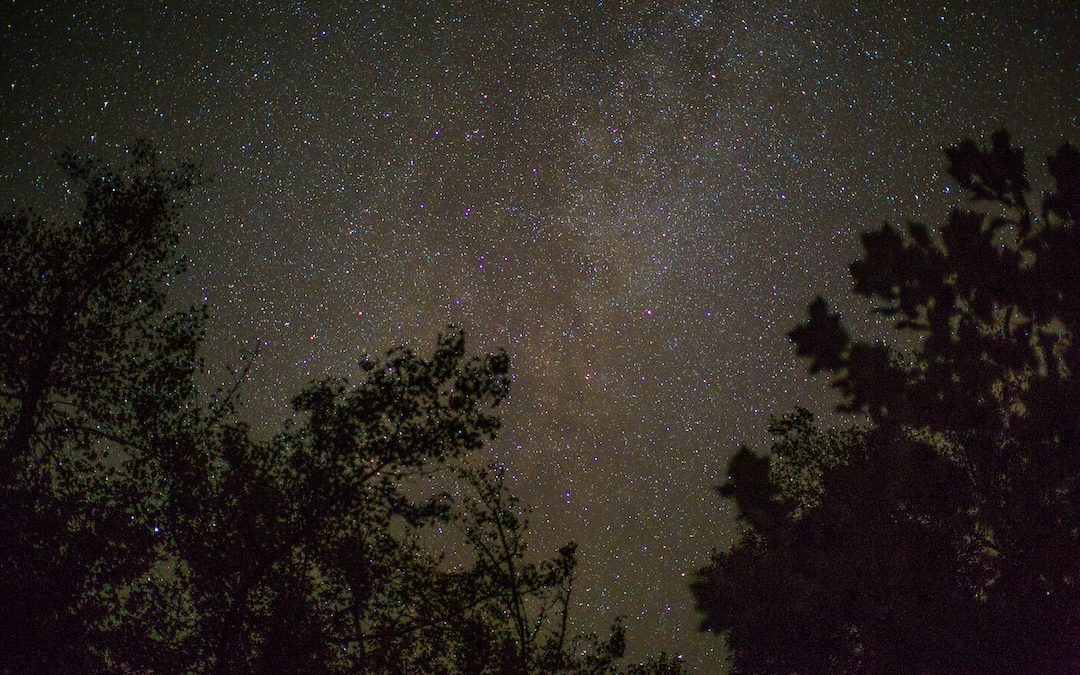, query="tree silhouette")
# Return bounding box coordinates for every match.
[0,142,205,672]
[145,330,517,672]
[693,131,1080,674]
[0,146,682,674]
